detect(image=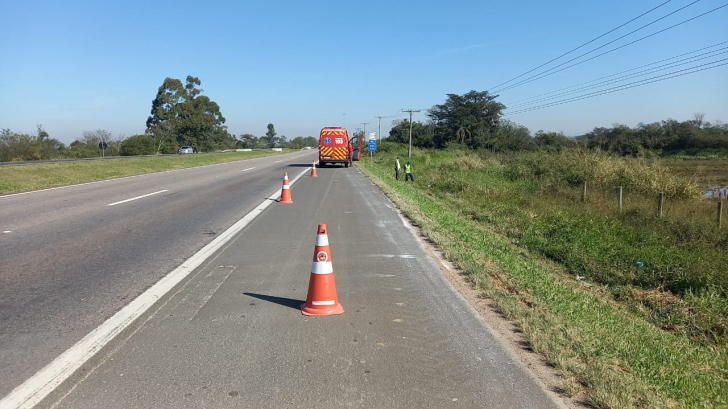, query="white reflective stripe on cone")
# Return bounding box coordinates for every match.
[282,184,290,189]
[315,234,329,246]
[311,261,333,274]
[312,300,335,306]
